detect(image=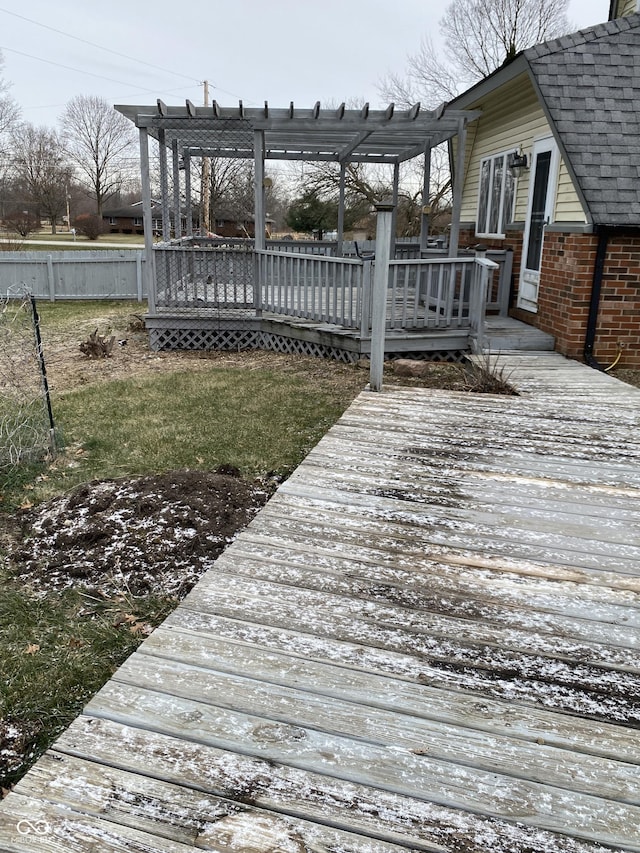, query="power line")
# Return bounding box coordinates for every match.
[1,48,209,104]
[0,6,199,84]
[0,6,249,104]
[0,45,167,91]
[21,84,198,114]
